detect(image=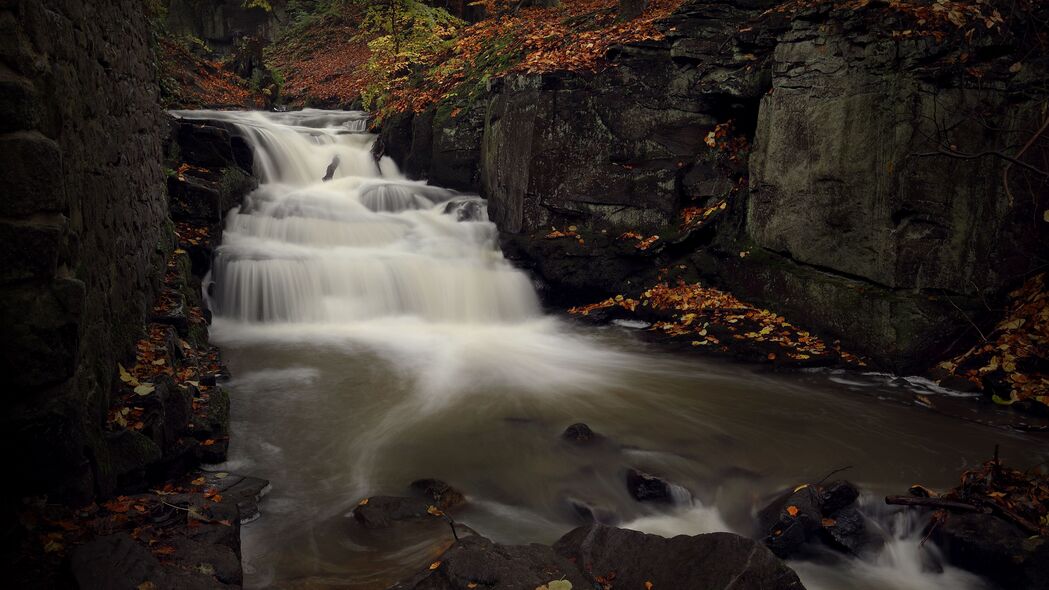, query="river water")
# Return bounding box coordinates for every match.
[174,110,1049,590]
